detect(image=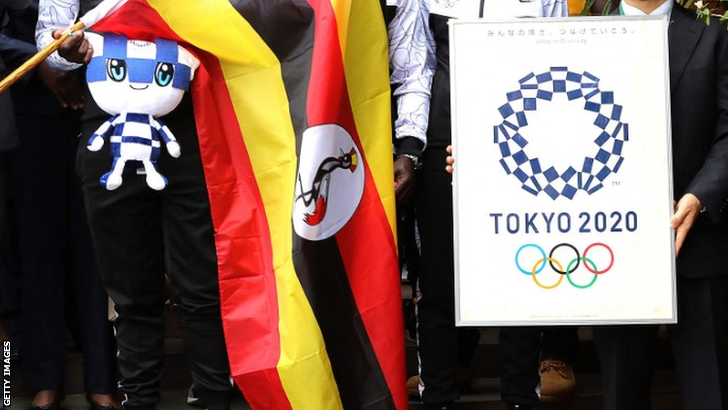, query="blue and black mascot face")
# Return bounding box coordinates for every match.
[84,33,199,191]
